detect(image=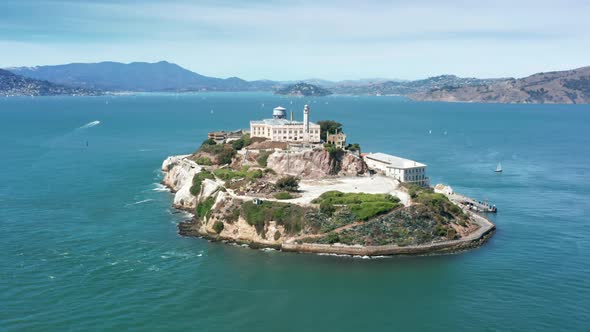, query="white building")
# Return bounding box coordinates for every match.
[250,105,321,143]
[364,152,429,186]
